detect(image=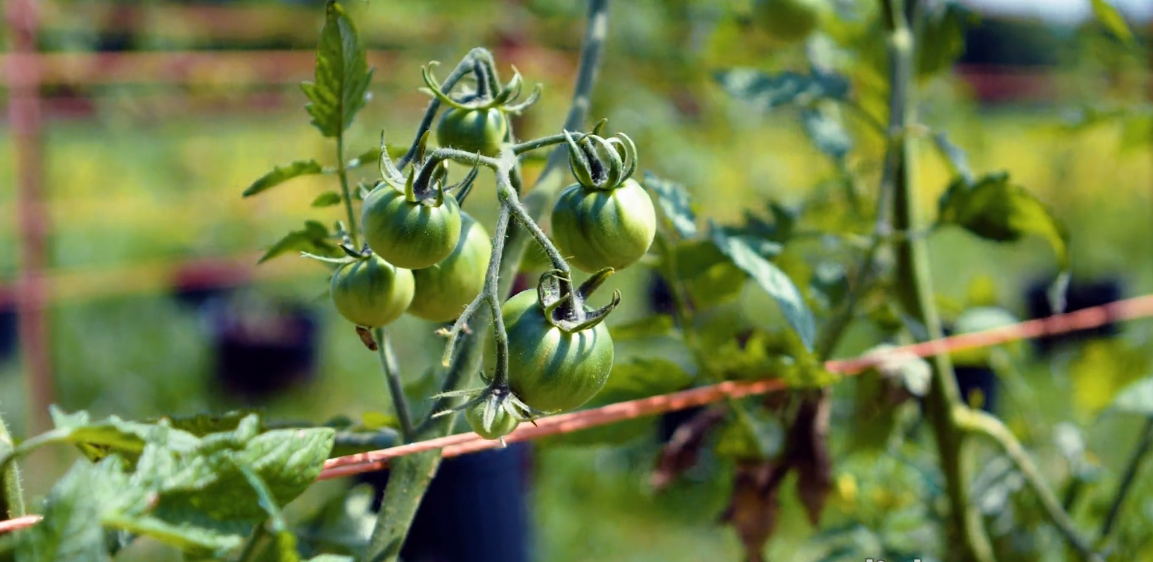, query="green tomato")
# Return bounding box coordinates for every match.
[753,0,823,43]
[330,254,414,328]
[435,106,508,157]
[465,401,520,440]
[503,290,615,413]
[361,184,462,270]
[408,213,491,322]
[550,178,657,273]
